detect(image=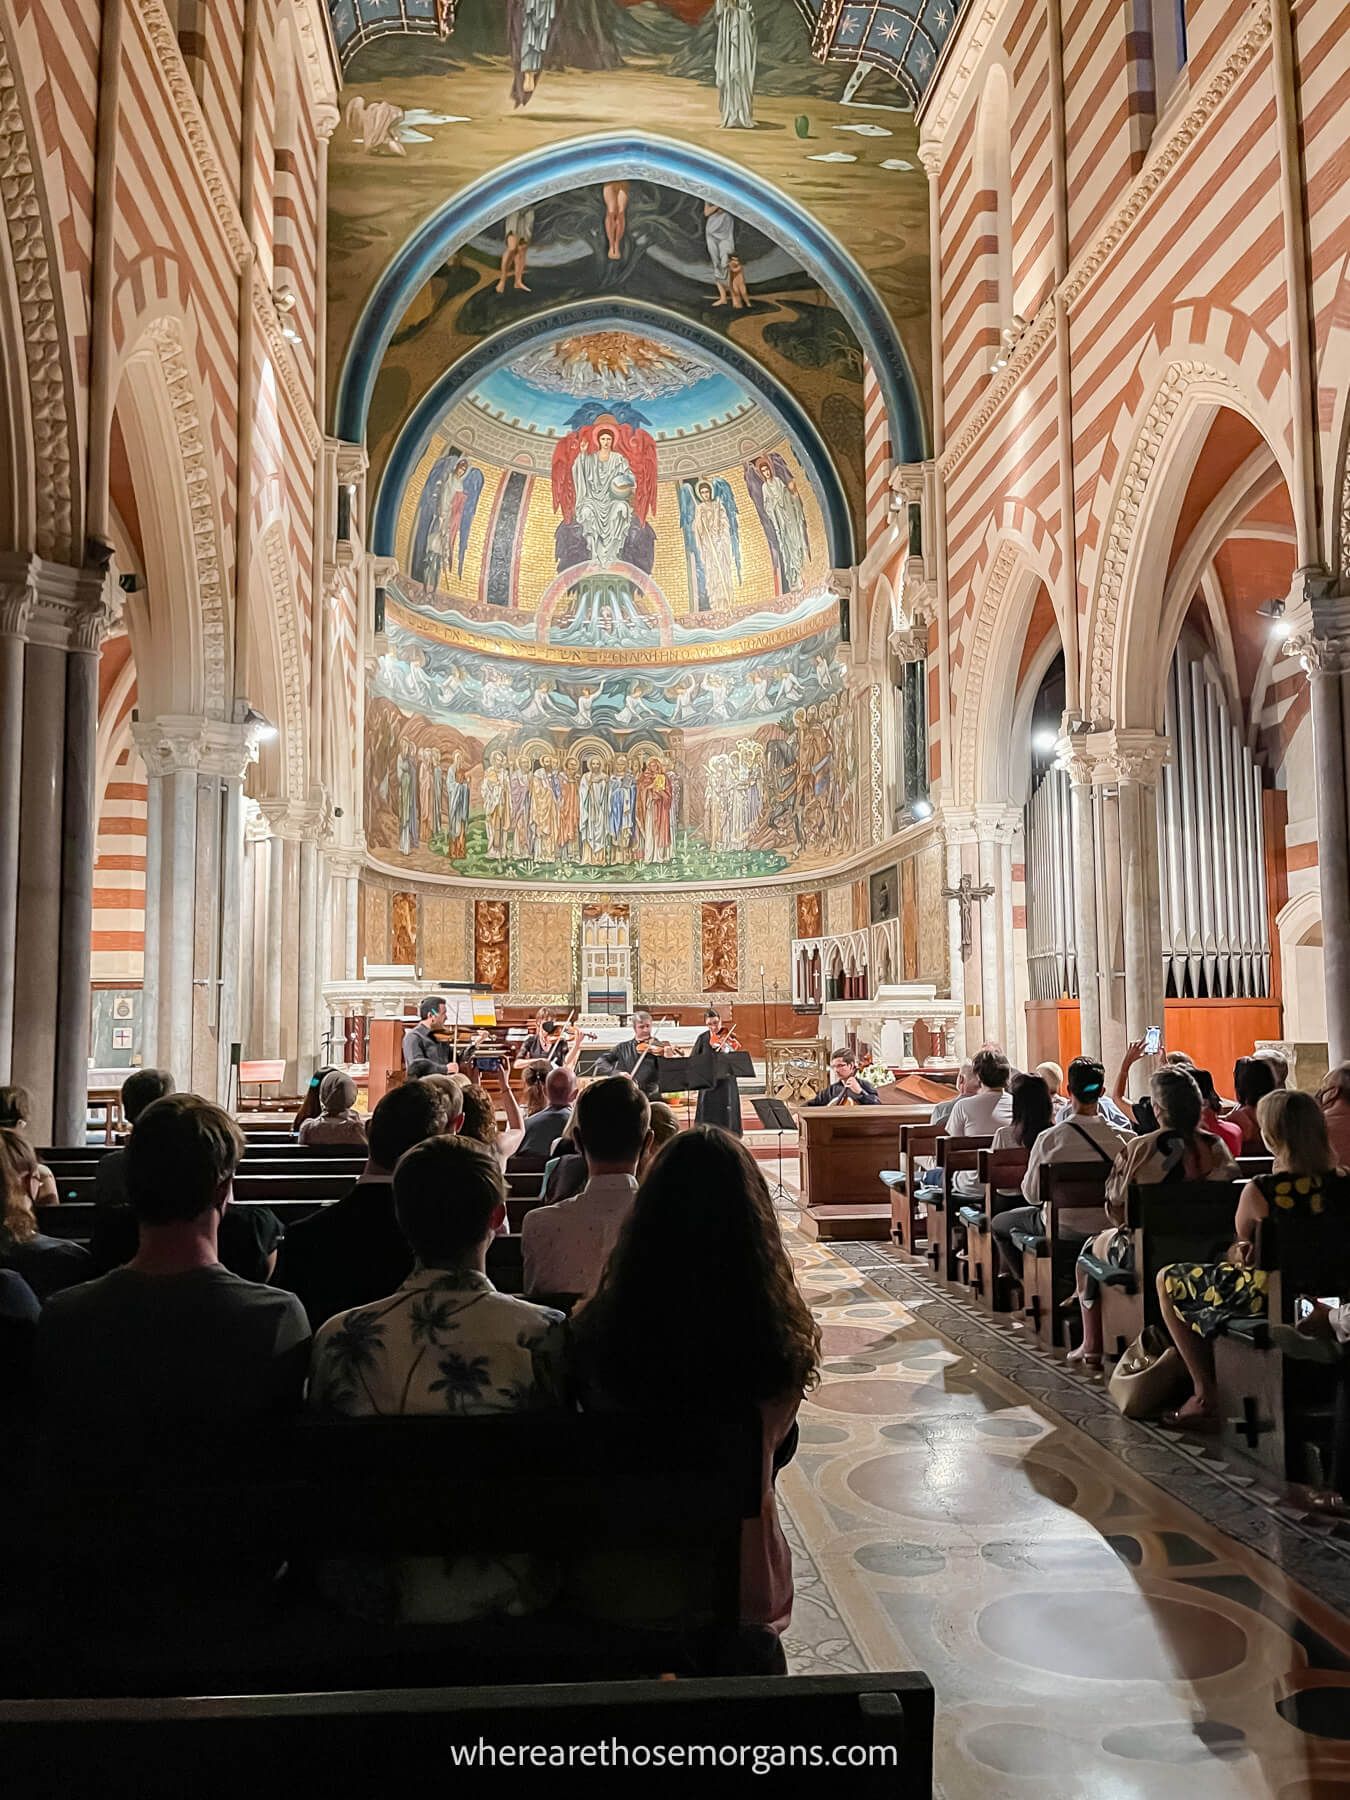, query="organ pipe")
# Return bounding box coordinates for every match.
[1023,641,1271,1005]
